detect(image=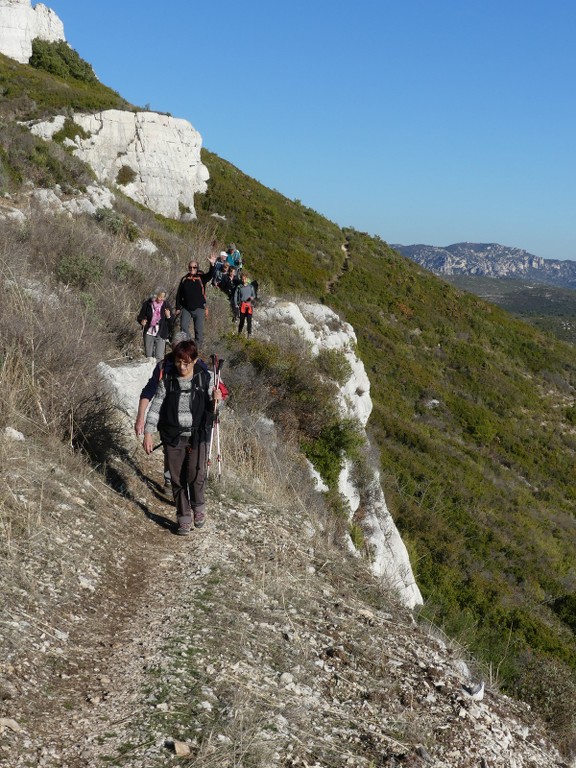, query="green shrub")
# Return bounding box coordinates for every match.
[52,118,90,144]
[95,207,124,235]
[116,164,137,186]
[349,521,366,551]
[56,252,103,289]
[317,347,353,386]
[30,40,98,84]
[302,418,363,488]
